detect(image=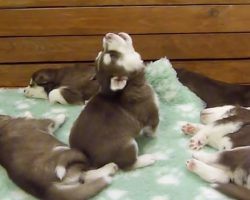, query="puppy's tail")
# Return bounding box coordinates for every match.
[47,176,111,200]
[55,148,89,180]
[212,183,250,200]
